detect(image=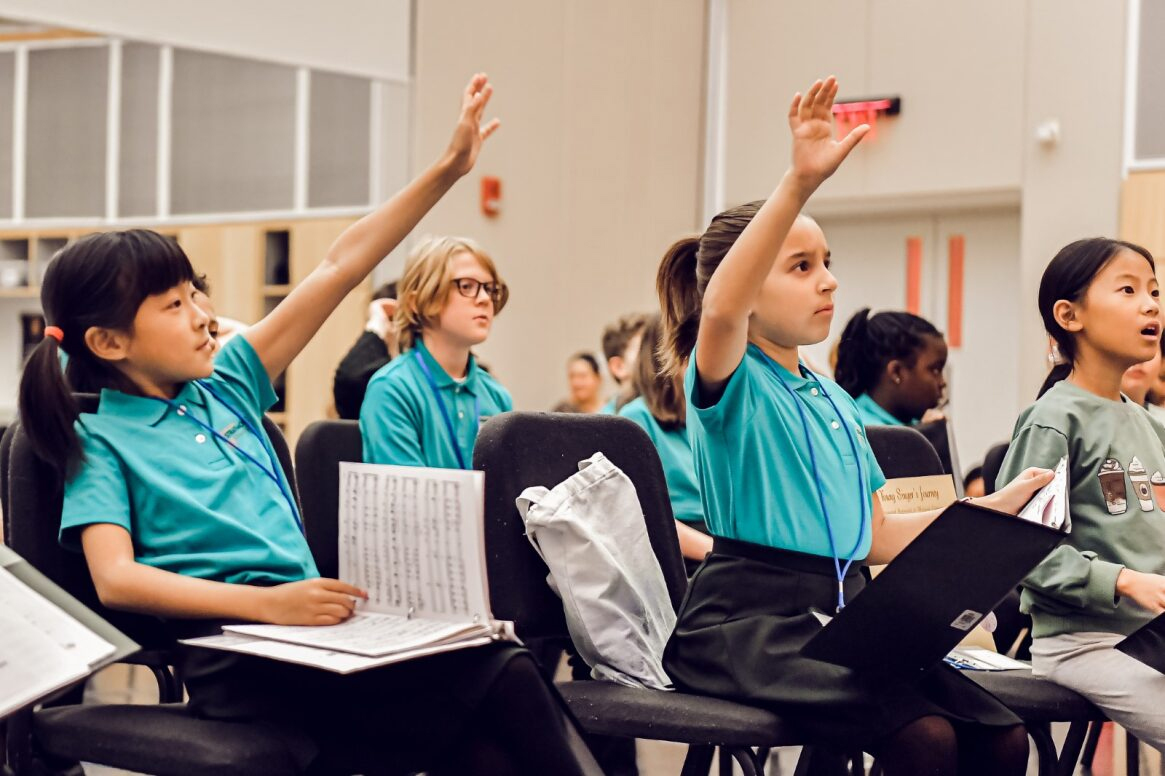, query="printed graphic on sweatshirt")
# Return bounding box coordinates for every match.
[1097,458,1127,515]
[1154,471,1165,512]
[1129,456,1154,512]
